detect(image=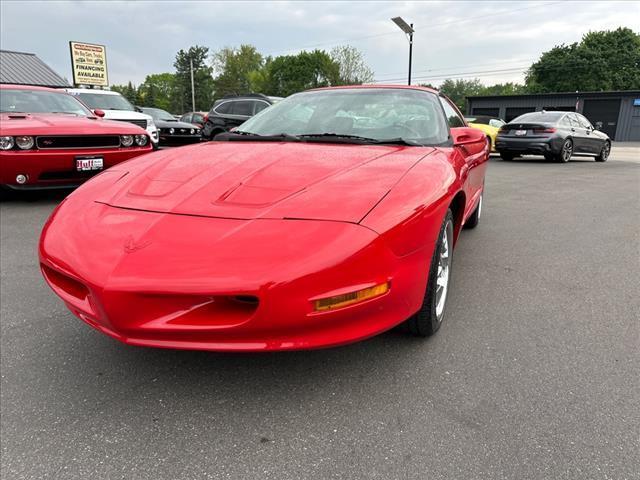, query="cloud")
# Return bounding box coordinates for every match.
[1,0,638,88]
